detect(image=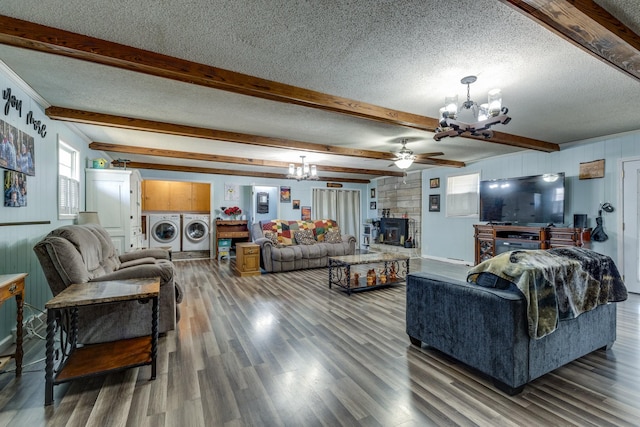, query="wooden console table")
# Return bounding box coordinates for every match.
[215,220,250,259]
[0,273,26,376]
[44,278,159,405]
